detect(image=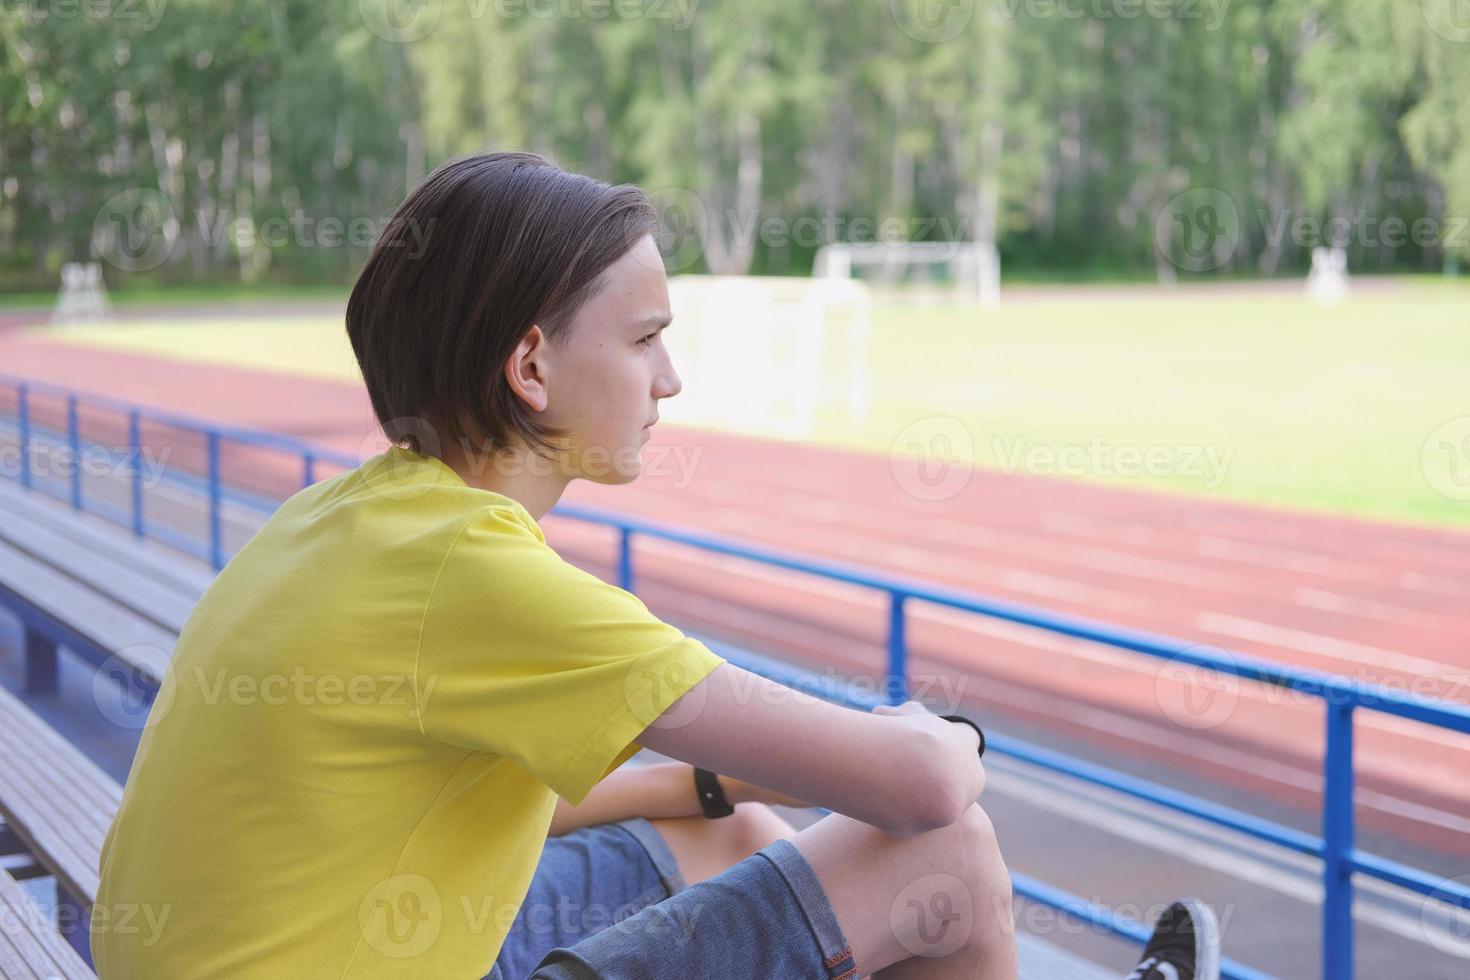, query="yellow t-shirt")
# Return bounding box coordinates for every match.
[93,446,726,978]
